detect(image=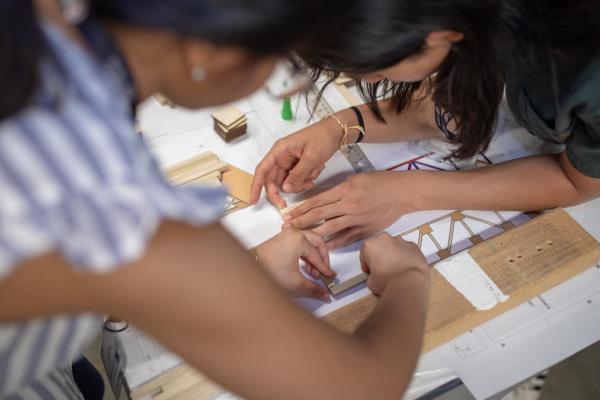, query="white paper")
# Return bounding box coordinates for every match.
[435,252,509,310]
[221,199,283,249]
[440,264,600,399]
